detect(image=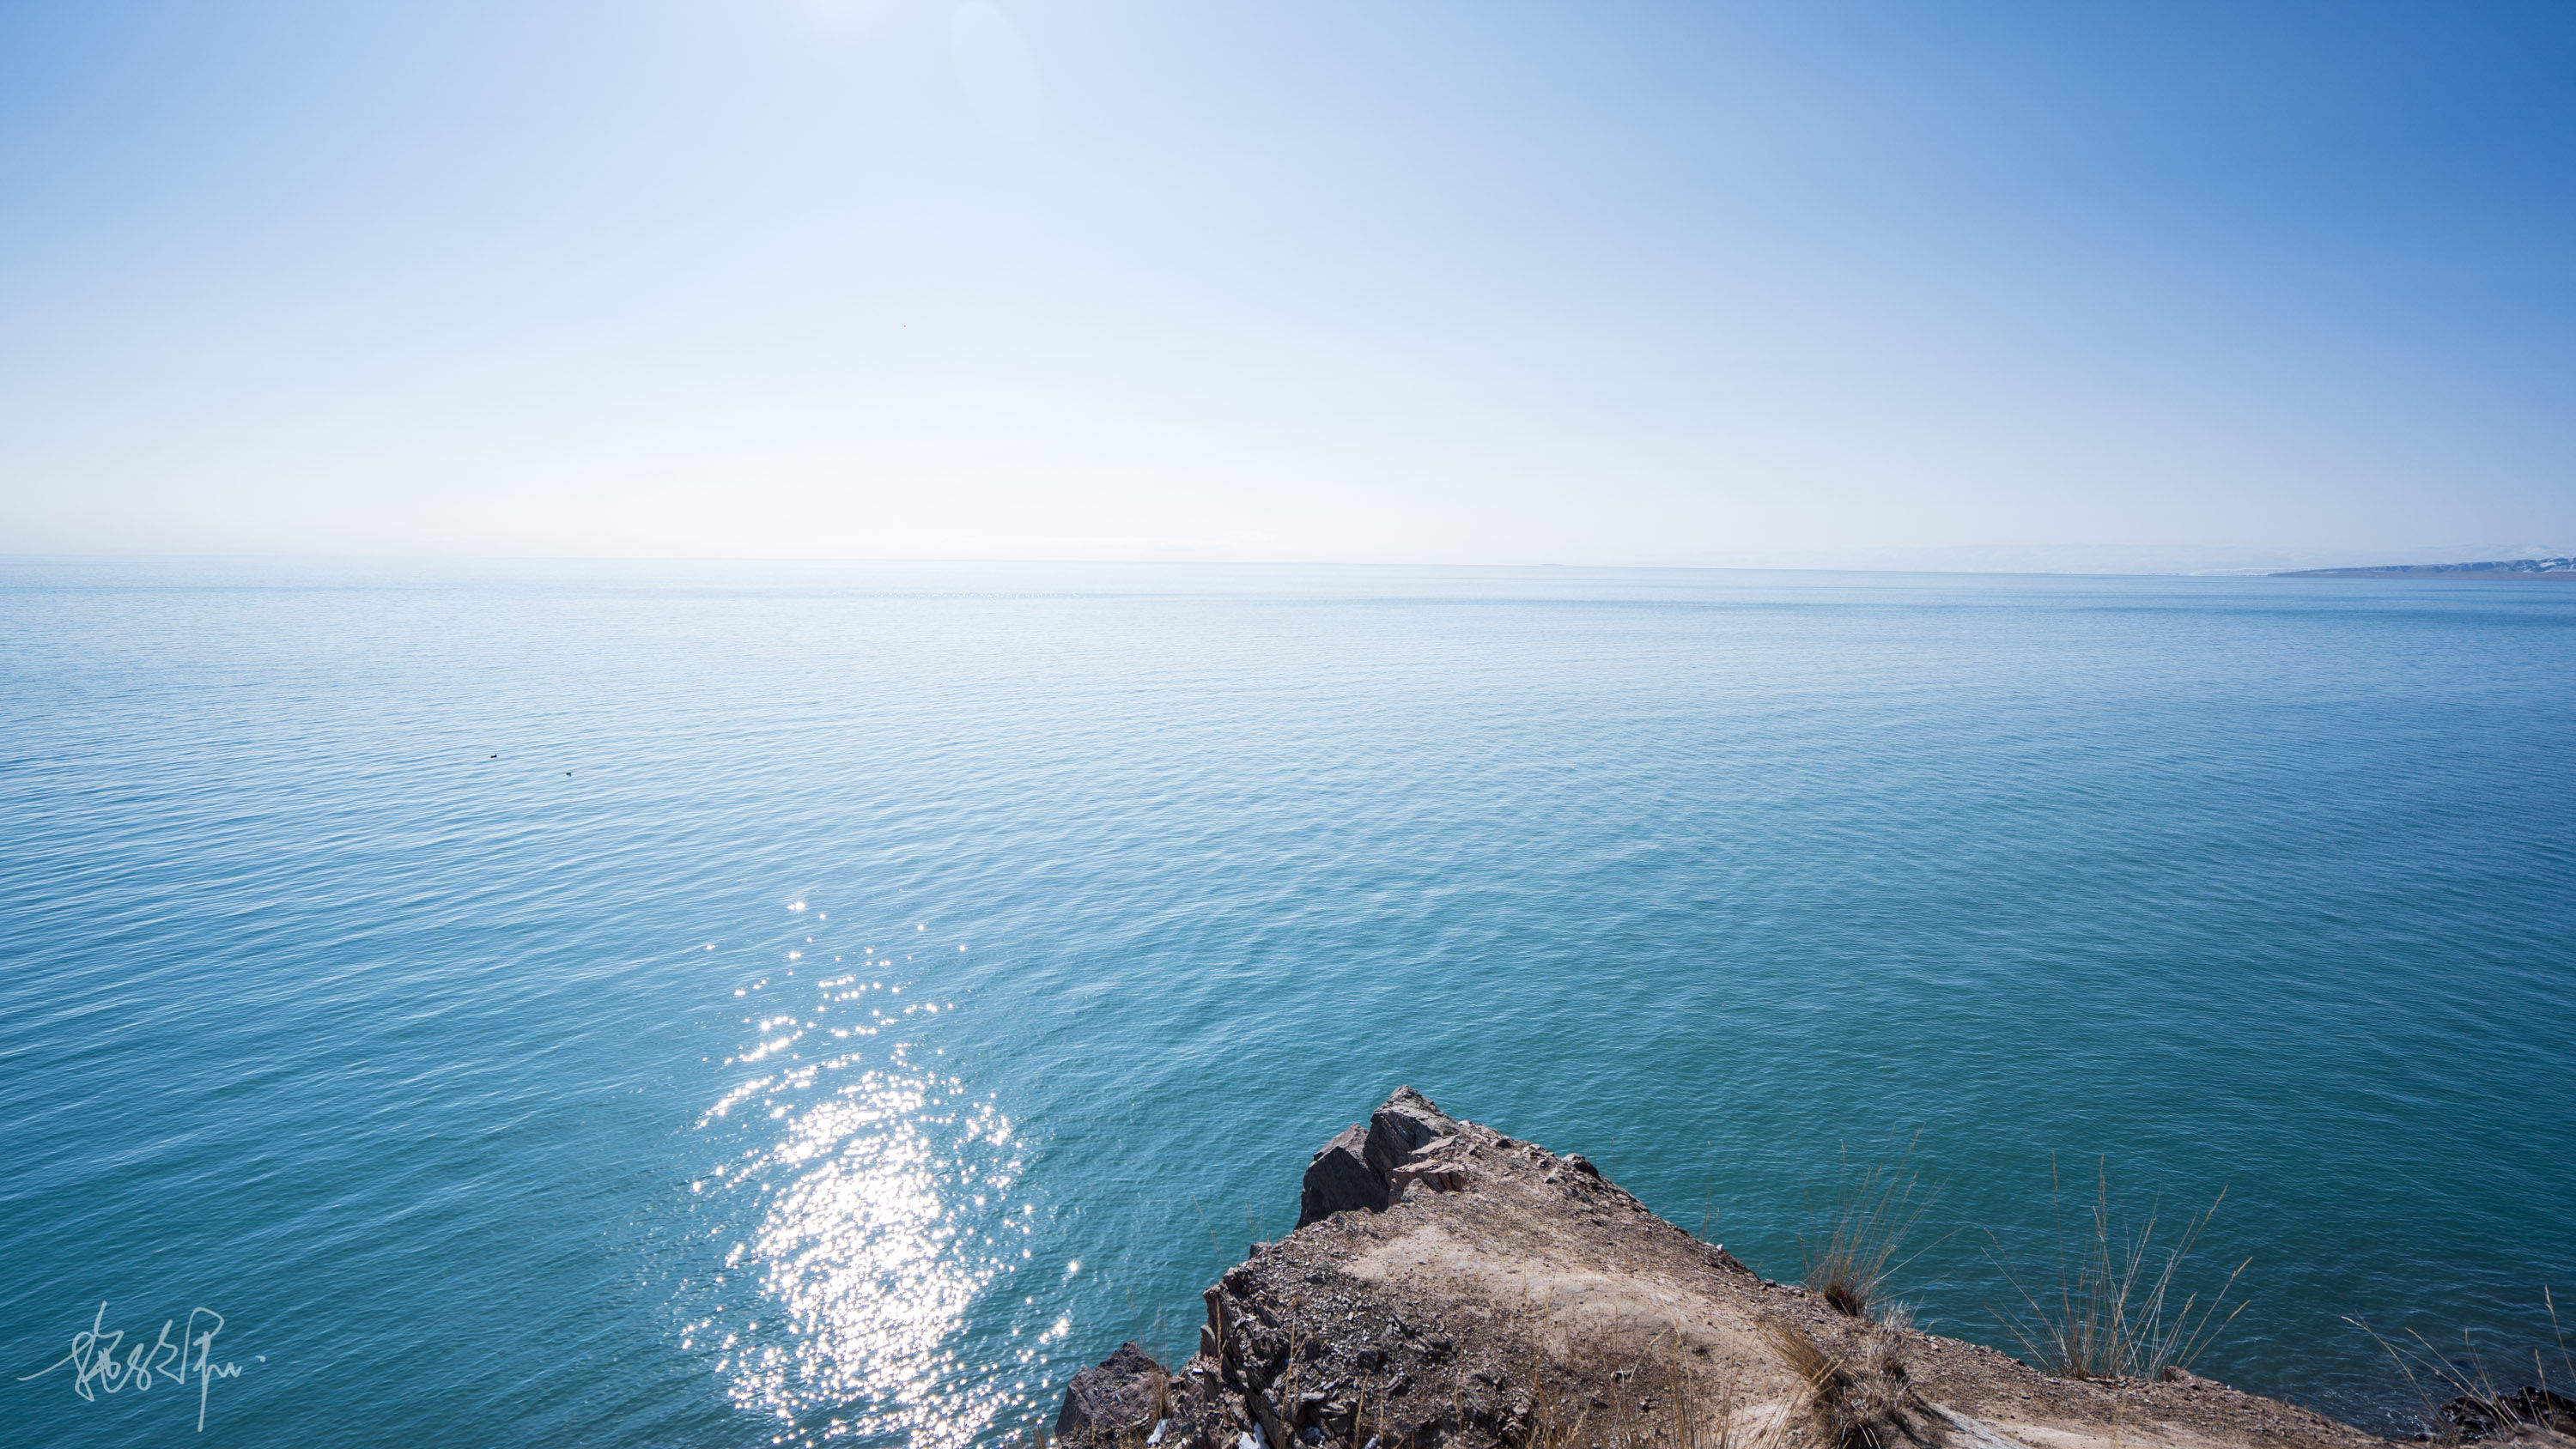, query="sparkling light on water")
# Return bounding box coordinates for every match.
[686,912,1036,1447]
